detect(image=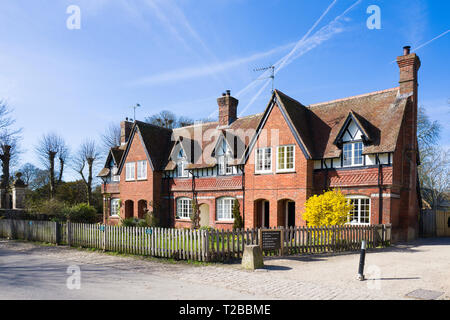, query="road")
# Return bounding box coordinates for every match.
[0,238,448,300]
